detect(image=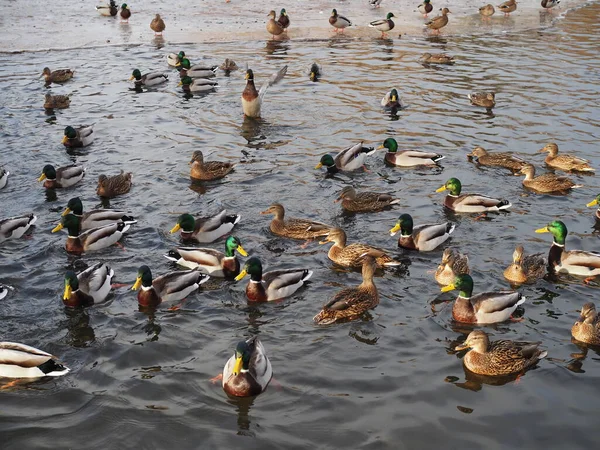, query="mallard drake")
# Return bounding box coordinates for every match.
[467,146,526,171]
[62,125,94,148]
[179,76,218,93]
[541,0,560,10]
[479,4,495,17]
[309,63,321,82]
[41,67,74,84]
[167,51,185,67]
[0,214,37,243]
[319,227,402,268]
[63,263,114,308]
[97,171,132,198]
[418,0,434,17]
[266,10,285,38]
[44,93,70,109]
[329,9,352,32]
[219,58,238,73]
[223,336,272,397]
[441,274,525,324]
[419,53,454,64]
[0,167,9,189]
[38,164,85,189]
[425,7,450,33]
[436,178,512,213]
[381,89,402,110]
[455,330,546,376]
[335,186,400,213]
[235,256,312,301]
[132,265,209,308]
[315,142,376,173]
[130,69,168,87]
[52,214,131,253]
[120,3,131,22]
[539,143,594,172]
[535,220,600,277]
[170,210,241,243]
[260,203,331,240]
[389,213,455,251]
[0,342,70,378]
[503,245,546,284]
[189,150,233,181]
[369,12,395,37]
[519,164,581,193]
[61,197,136,230]
[277,8,290,30]
[435,248,469,285]
[314,256,379,325]
[177,58,218,79]
[241,66,287,118]
[498,0,517,16]
[468,92,495,109]
[150,13,165,35]
[380,138,444,167]
[571,303,600,345]
[586,194,600,220]
[96,0,118,16]
[164,236,248,278]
